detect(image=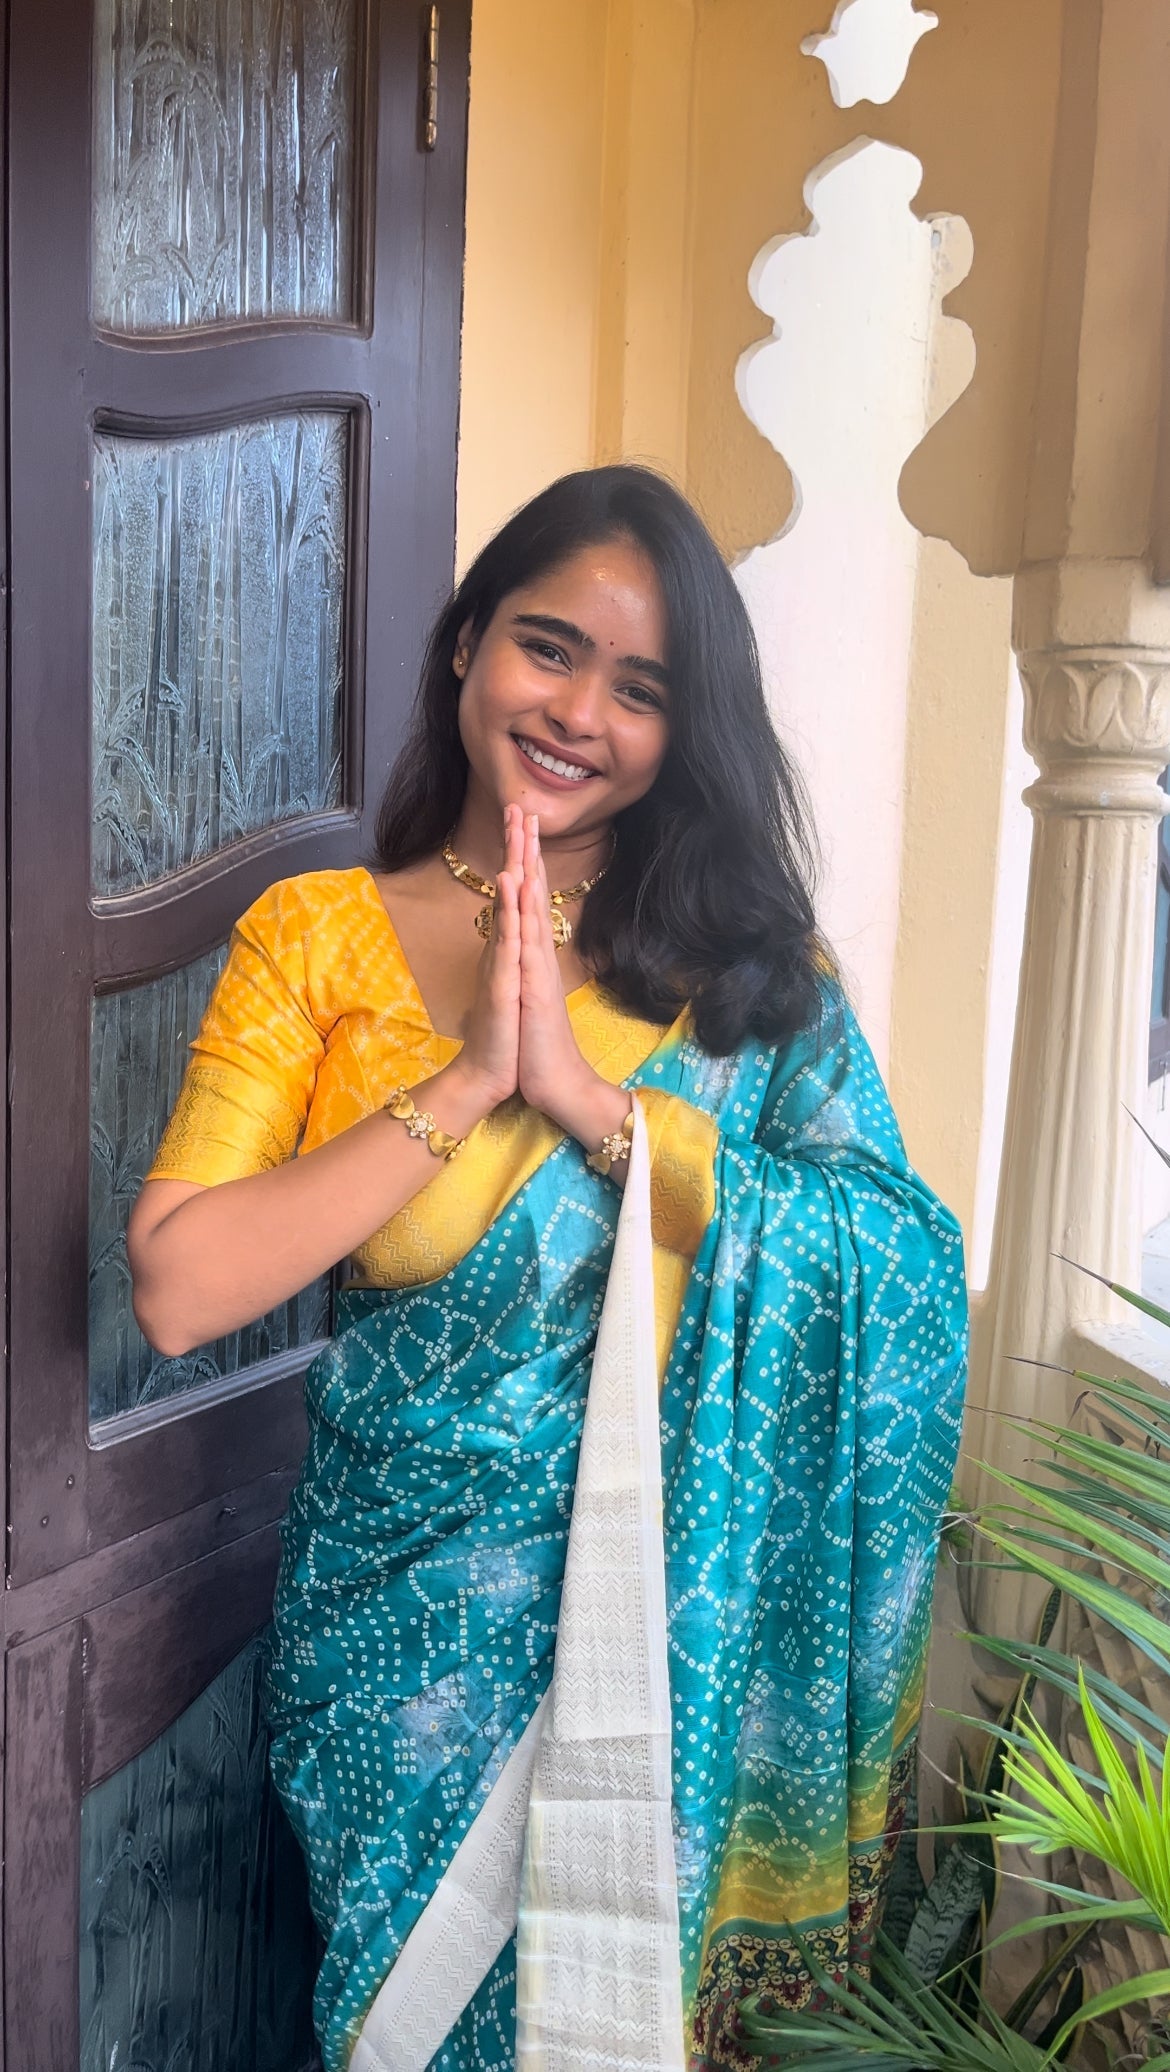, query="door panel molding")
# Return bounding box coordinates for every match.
[5,1470,296,1650]
[4,1625,82,2072]
[90,823,364,981]
[10,1363,309,1582]
[8,0,470,1583]
[6,1542,289,2063]
[83,1528,281,1789]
